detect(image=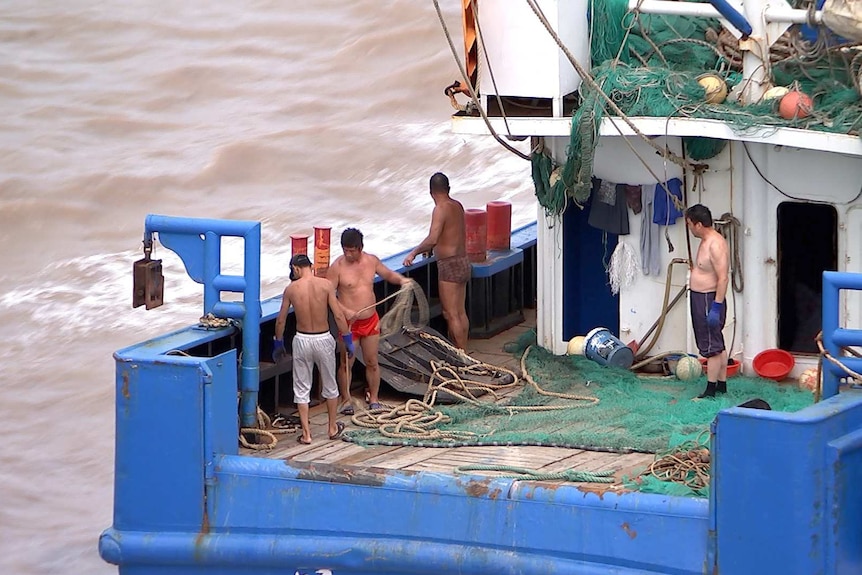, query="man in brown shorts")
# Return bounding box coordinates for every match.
[403,172,470,349]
